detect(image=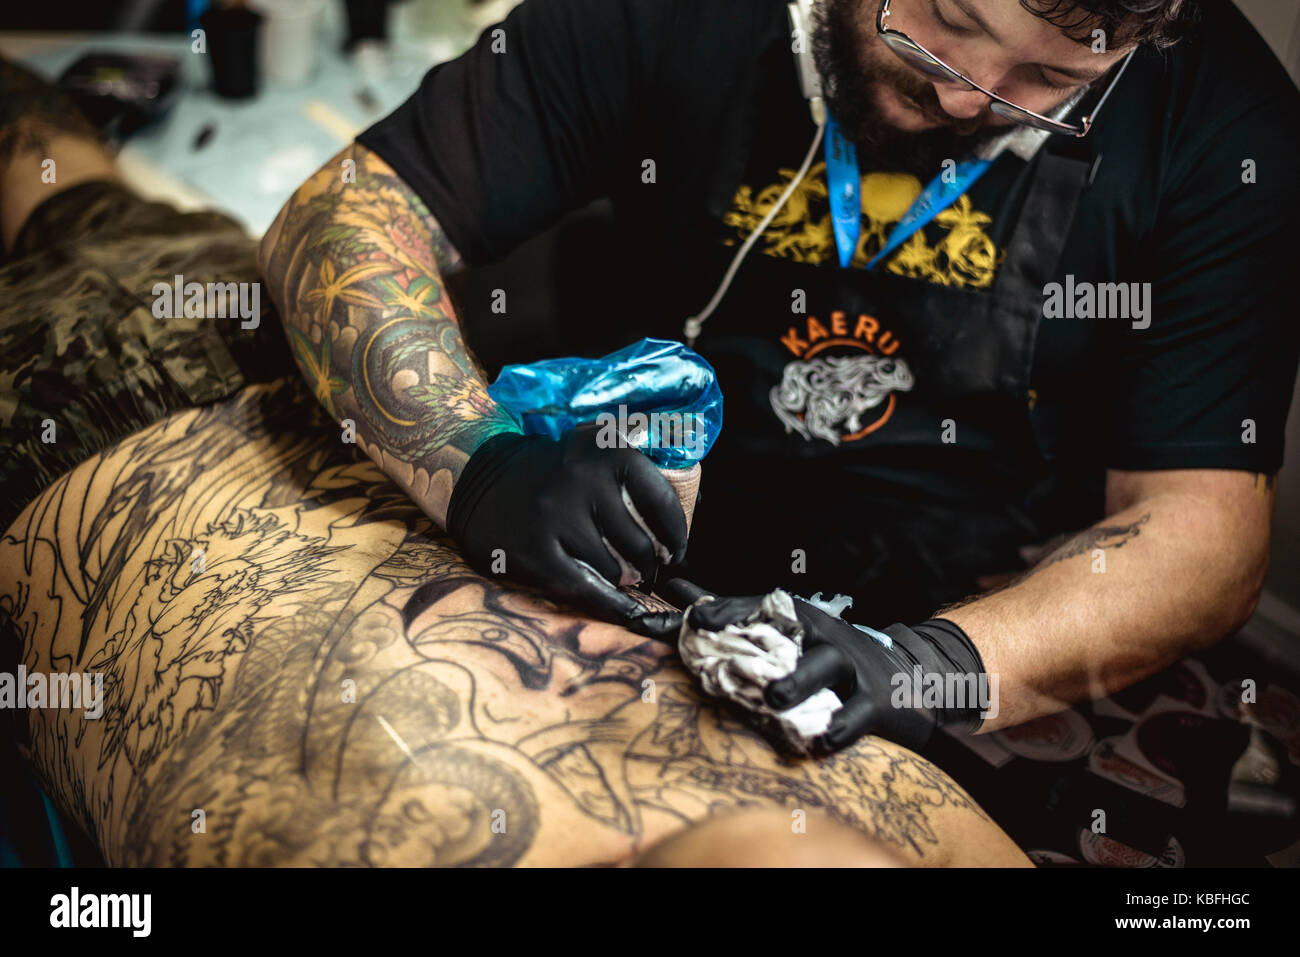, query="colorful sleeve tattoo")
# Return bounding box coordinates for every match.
[258,142,520,528]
